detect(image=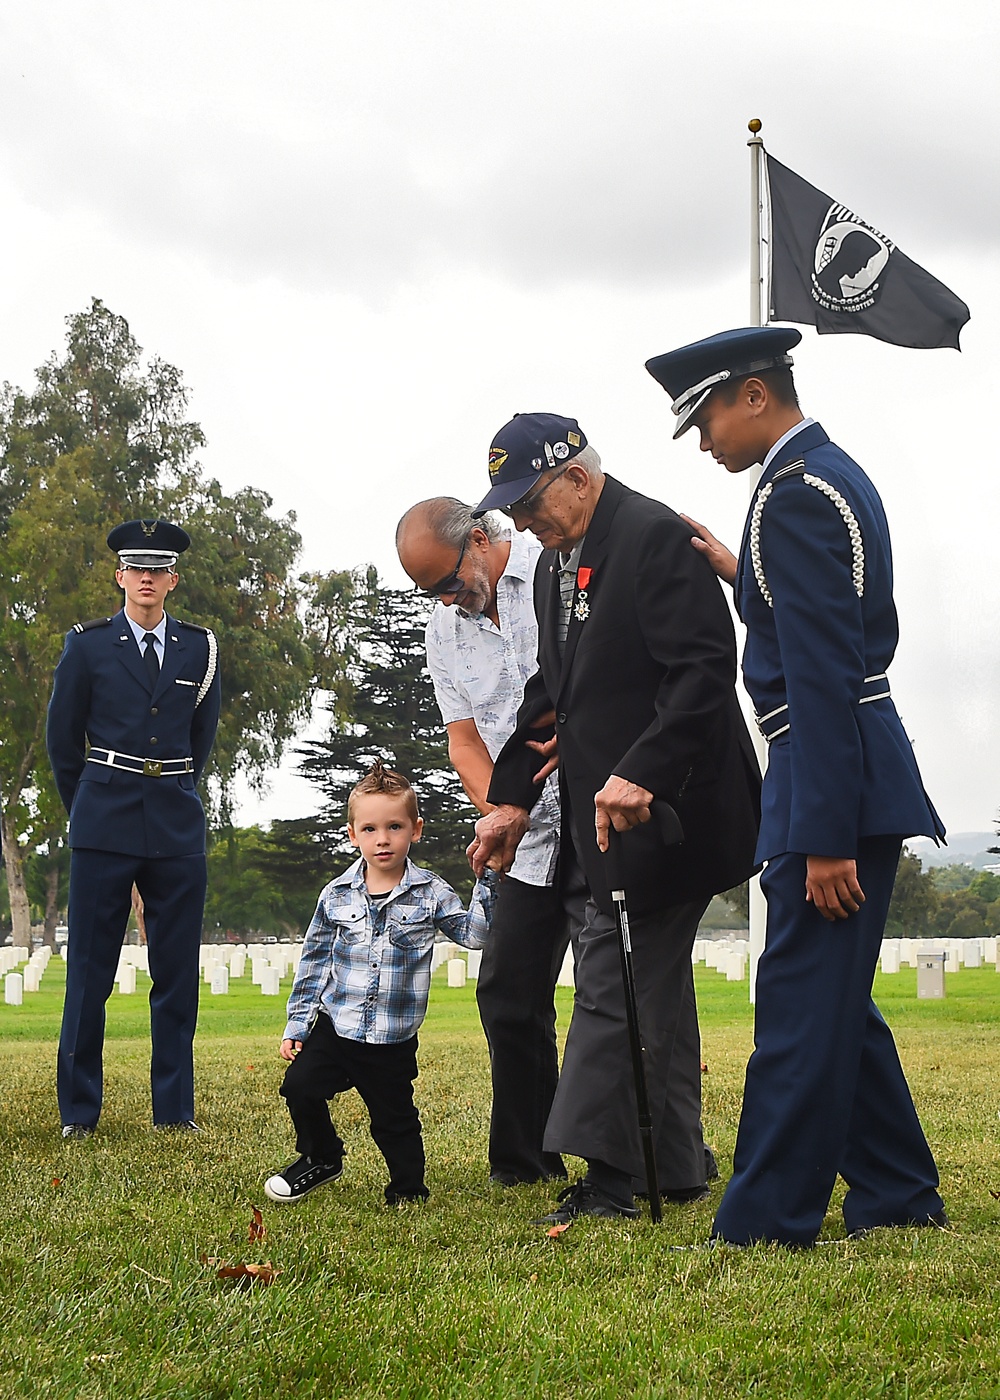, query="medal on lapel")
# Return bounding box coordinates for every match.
[574,566,593,622]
